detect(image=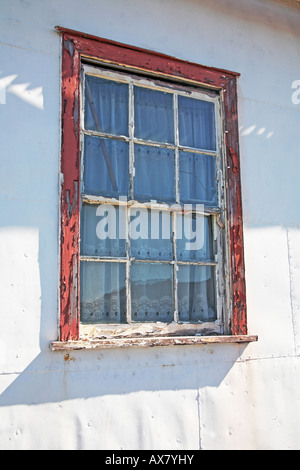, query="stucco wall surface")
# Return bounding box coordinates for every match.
[0,0,299,450]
